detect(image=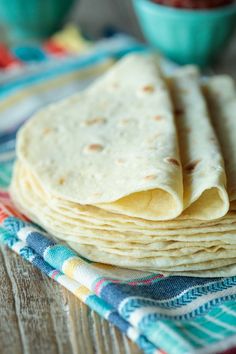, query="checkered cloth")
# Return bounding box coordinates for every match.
[0,34,236,354]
